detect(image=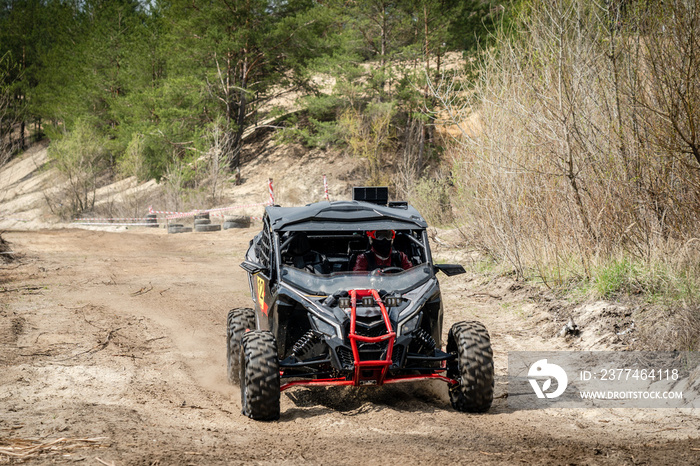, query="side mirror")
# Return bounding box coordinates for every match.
[434,264,466,277]
[240,260,266,275]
